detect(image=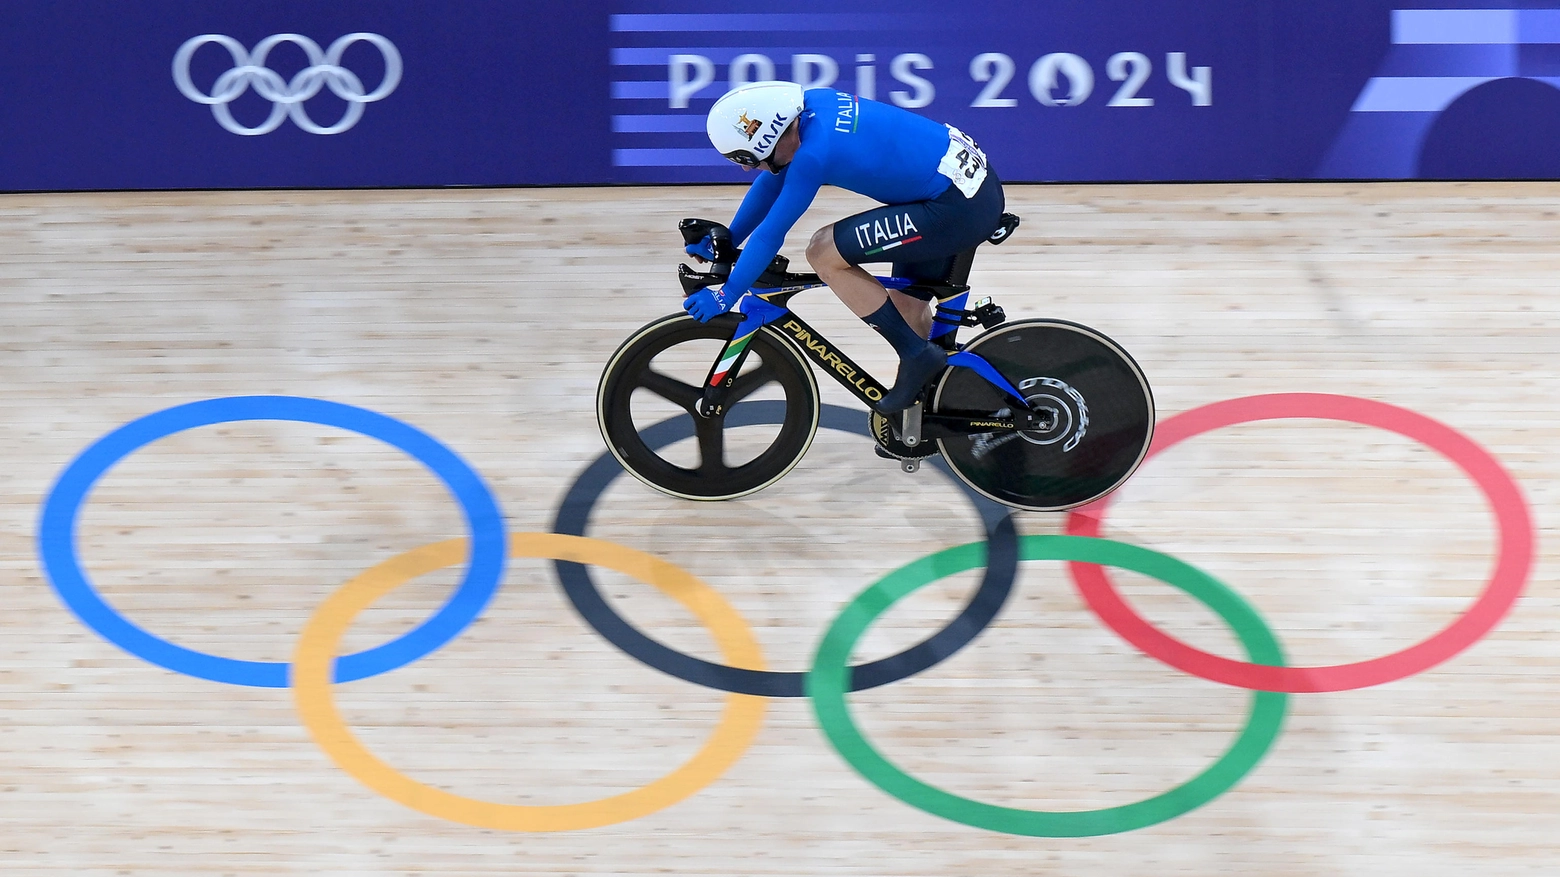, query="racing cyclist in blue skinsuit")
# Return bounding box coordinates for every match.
[683,80,1005,414]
